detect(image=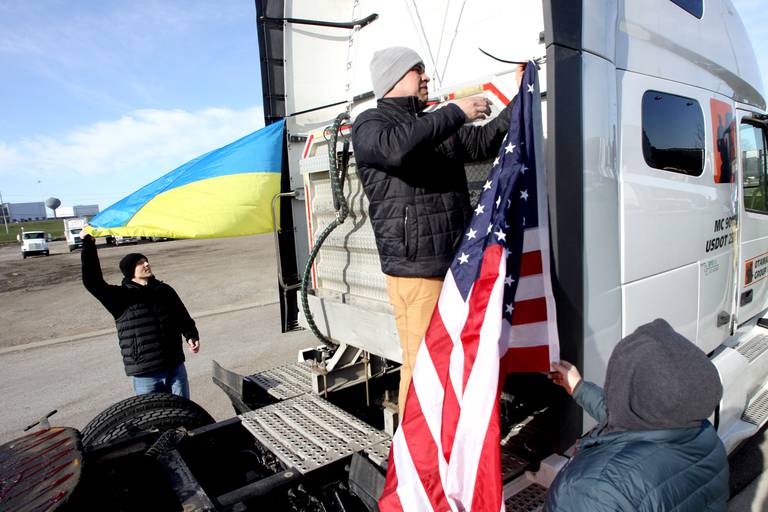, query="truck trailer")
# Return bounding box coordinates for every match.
[63,217,87,252]
[4,1,768,511]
